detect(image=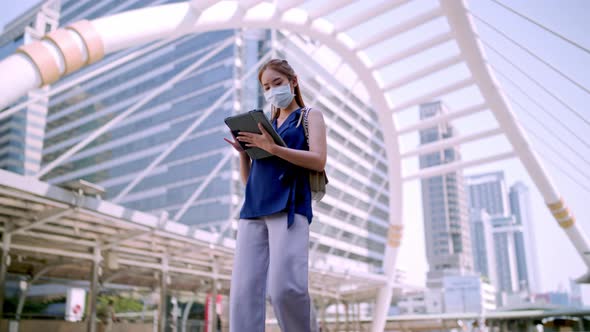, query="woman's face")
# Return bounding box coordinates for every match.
[260,68,296,92]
